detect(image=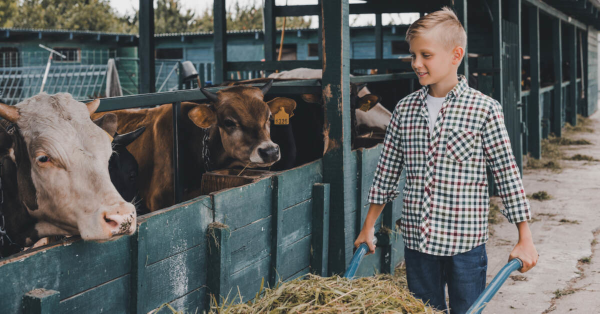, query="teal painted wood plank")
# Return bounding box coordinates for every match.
[152,287,206,314]
[284,267,310,282]
[270,175,284,286]
[60,275,130,314]
[206,225,231,307]
[281,199,312,247]
[140,244,208,313]
[279,235,312,281]
[552,19,563,137]
[212,178,273,231]
[0,235,131,313]
[278,160,323,209]
[229,217,272,275]
[23,289,60,314]
[311,183,330,277]
[228,255,271,303]
[528,6,541,158]
[139,196,213,265]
